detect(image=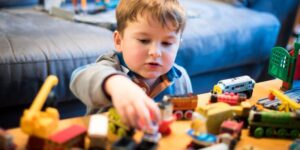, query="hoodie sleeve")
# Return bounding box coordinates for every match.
[69,53,126,112]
